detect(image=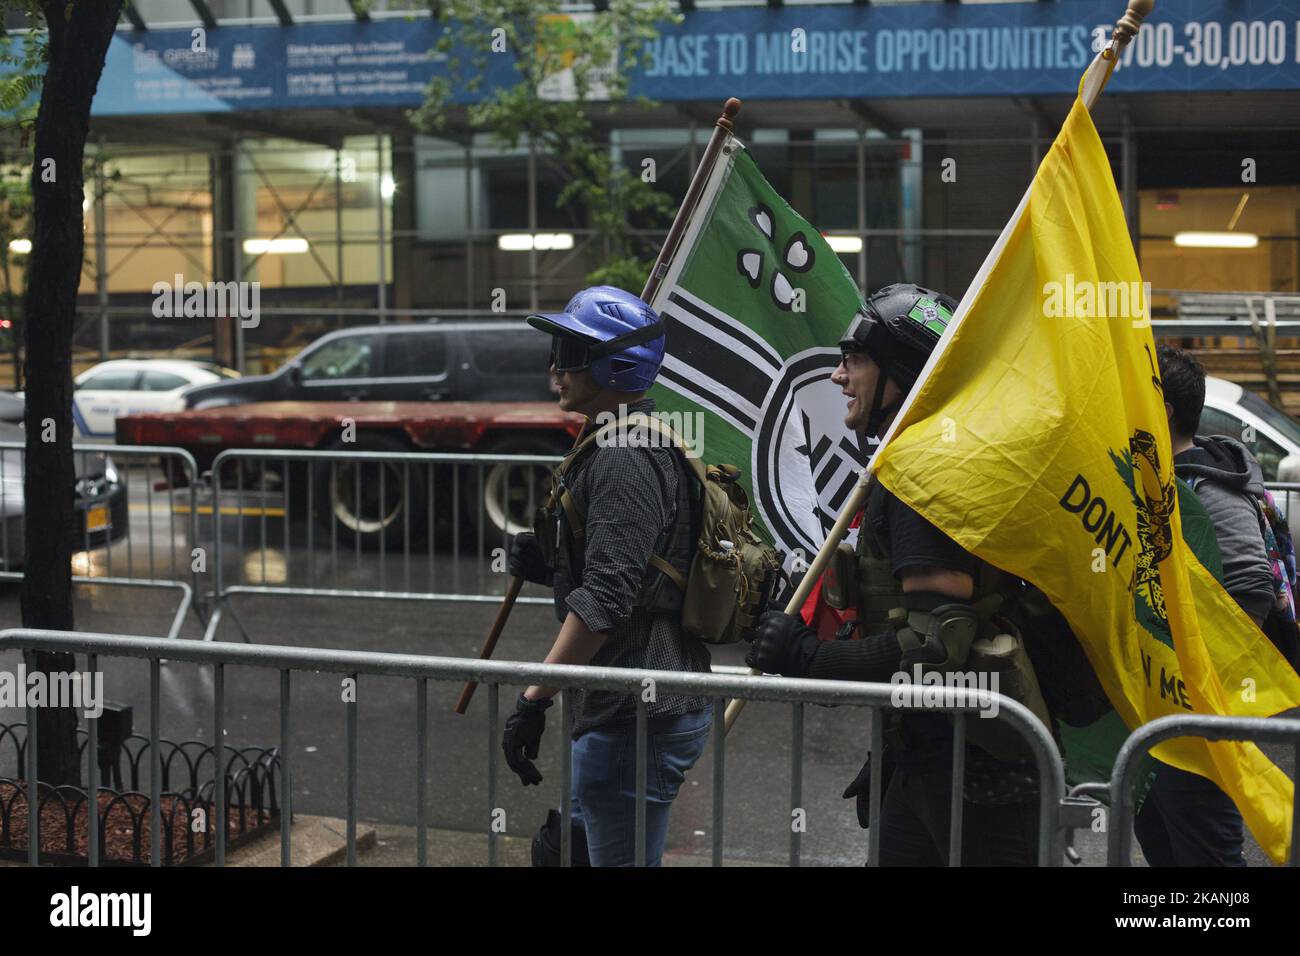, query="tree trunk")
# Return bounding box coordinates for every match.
[22,0,124,787]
